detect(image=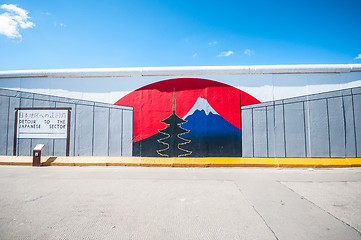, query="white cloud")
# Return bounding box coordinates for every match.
[217,51,234,57]
[54,22,67,28]
[244,49,254,56]
[355,54,361,60]
[0,4,35,39]
[193,53,198,57]
[208,41,217,45]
